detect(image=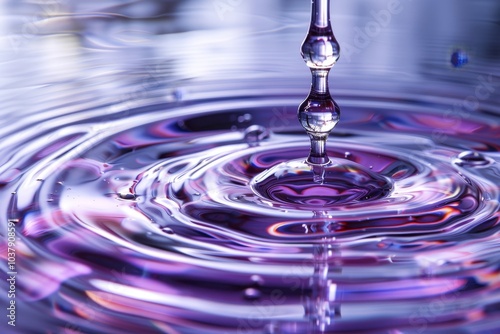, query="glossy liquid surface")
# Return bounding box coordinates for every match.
[1,1,500,333]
